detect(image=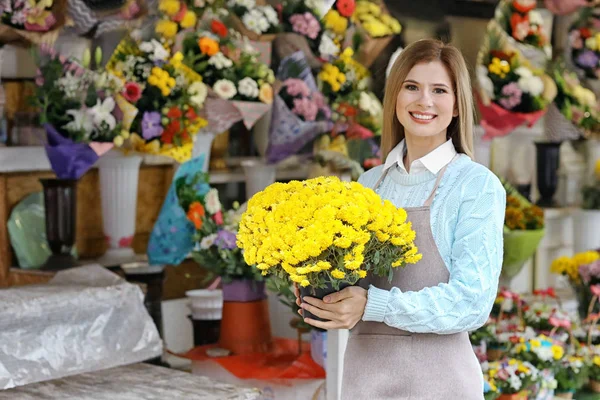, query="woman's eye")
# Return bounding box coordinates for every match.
[405,84,418,91]
[433,88,448,94]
